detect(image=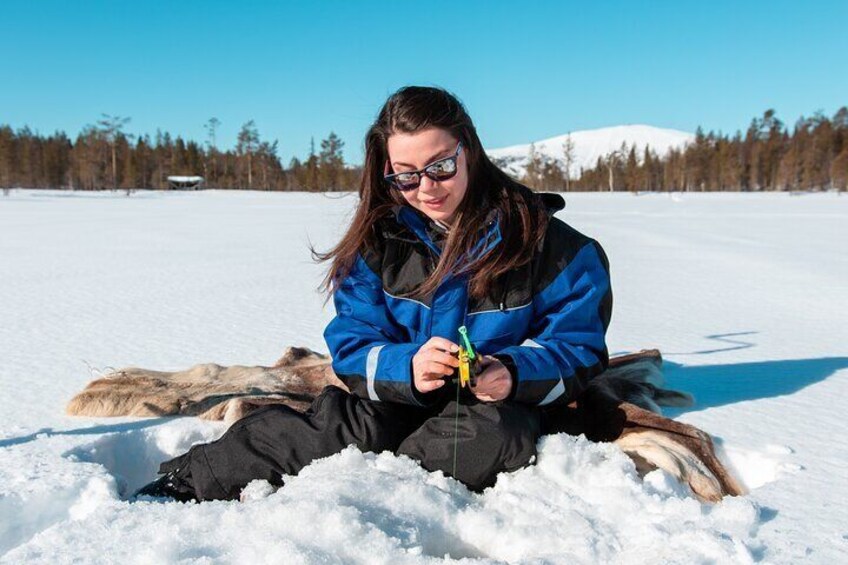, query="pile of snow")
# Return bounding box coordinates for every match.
[1,189,846,563]
[486,125,694,178]
[2,436,762,563]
